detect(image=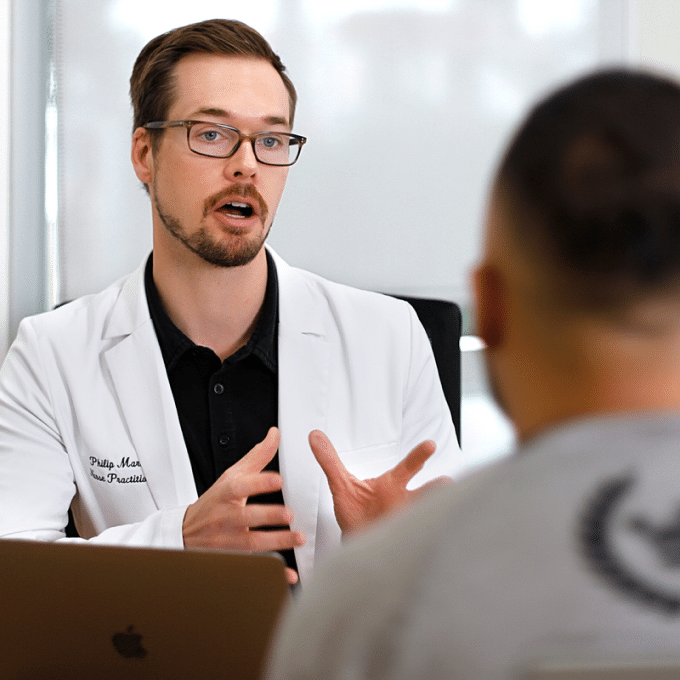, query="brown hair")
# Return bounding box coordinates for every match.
[129,18,297,143]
